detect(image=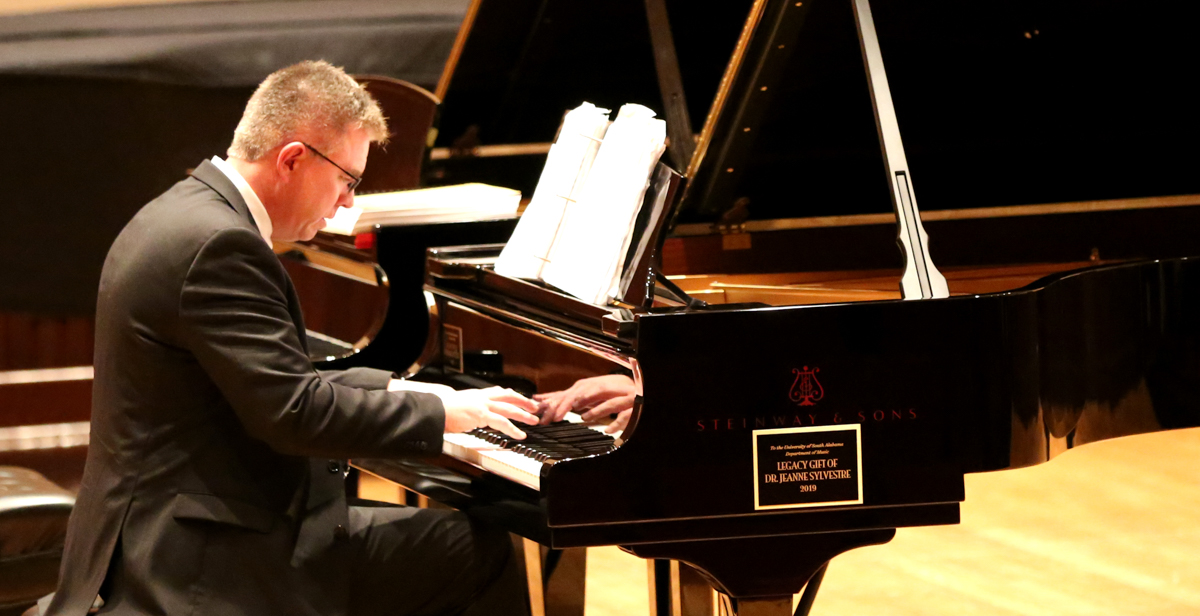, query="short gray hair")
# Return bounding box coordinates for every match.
[228,60,388,161]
